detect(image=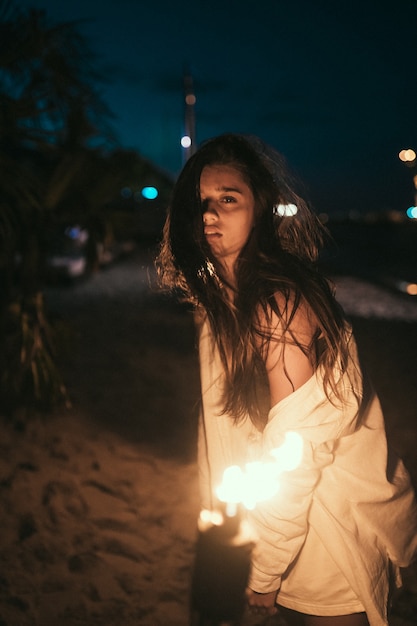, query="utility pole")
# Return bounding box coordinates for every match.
[181,65,197,164]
